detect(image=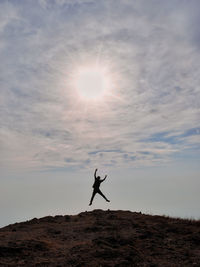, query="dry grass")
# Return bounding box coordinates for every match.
[0,210,200,266]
